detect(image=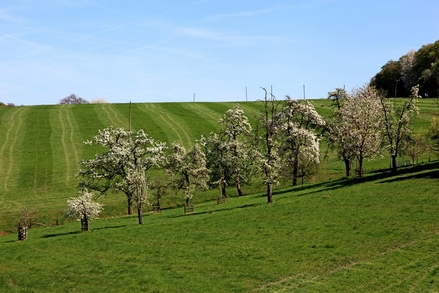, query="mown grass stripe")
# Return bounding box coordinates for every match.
[18,106,53,196]
[107,104,128,129]
[180,103,223,130]
[157,103,218,147]
[0,107,28,192]
[96,104,128,129]
[143,103,191,147]
[70,104,106,159]
[50,105,81,186]
[132,104,169,143]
